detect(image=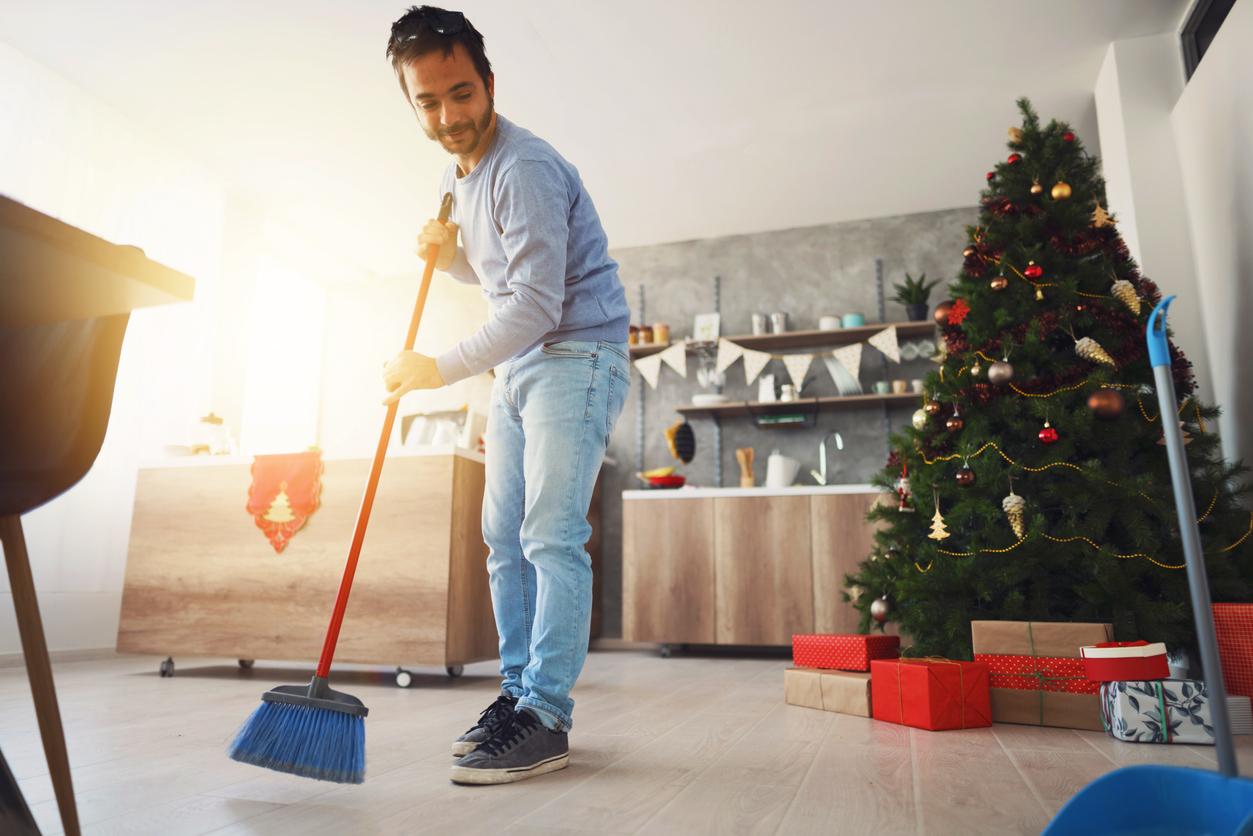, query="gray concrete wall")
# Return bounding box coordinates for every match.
[599,205,978,638]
